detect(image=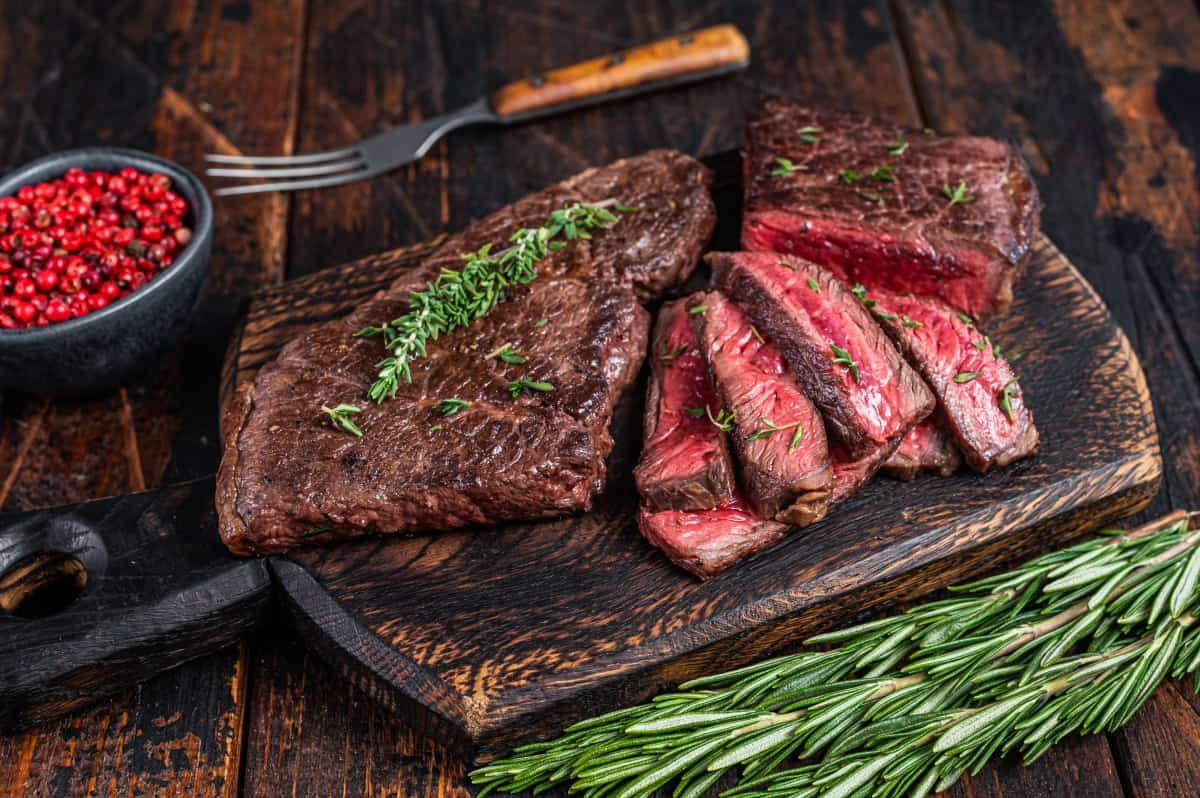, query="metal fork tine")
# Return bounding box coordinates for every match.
[204,146,359,166]
[205,157,366,180]
[213,167,377,197]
